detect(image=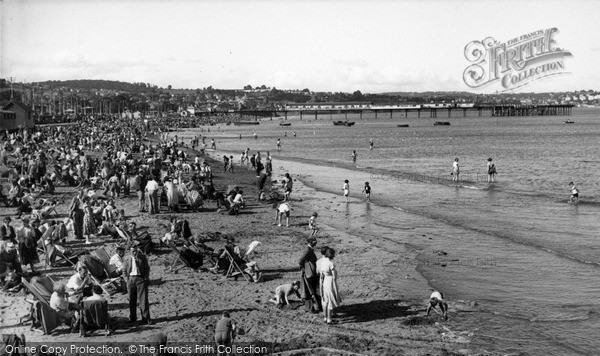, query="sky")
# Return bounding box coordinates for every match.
[1,0,599,94]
